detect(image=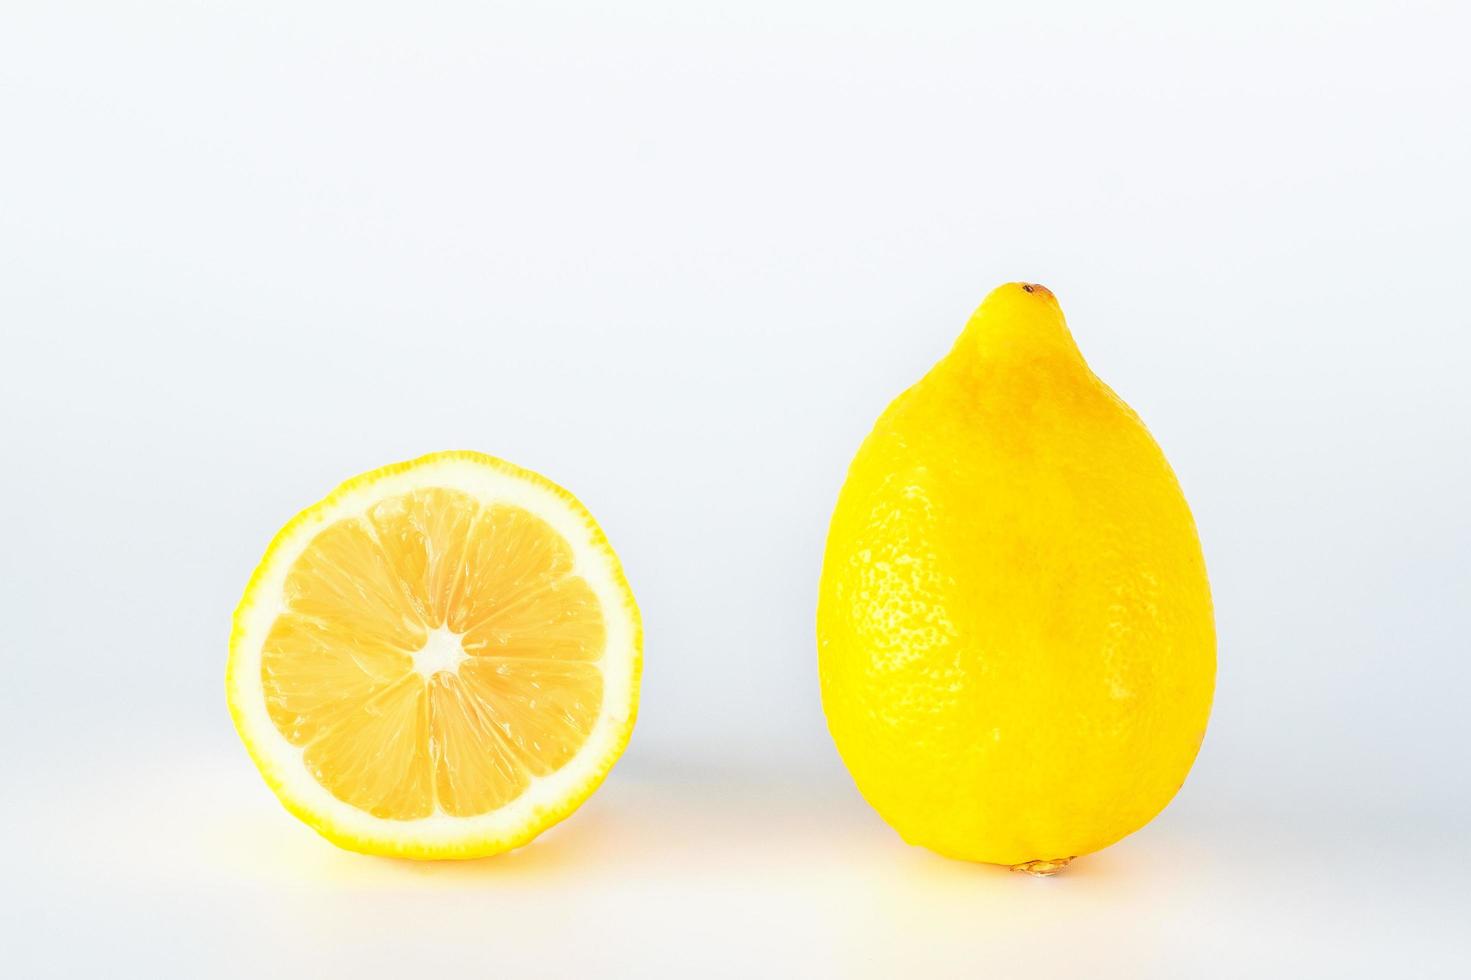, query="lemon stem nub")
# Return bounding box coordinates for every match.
[1010,857,1075,877]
